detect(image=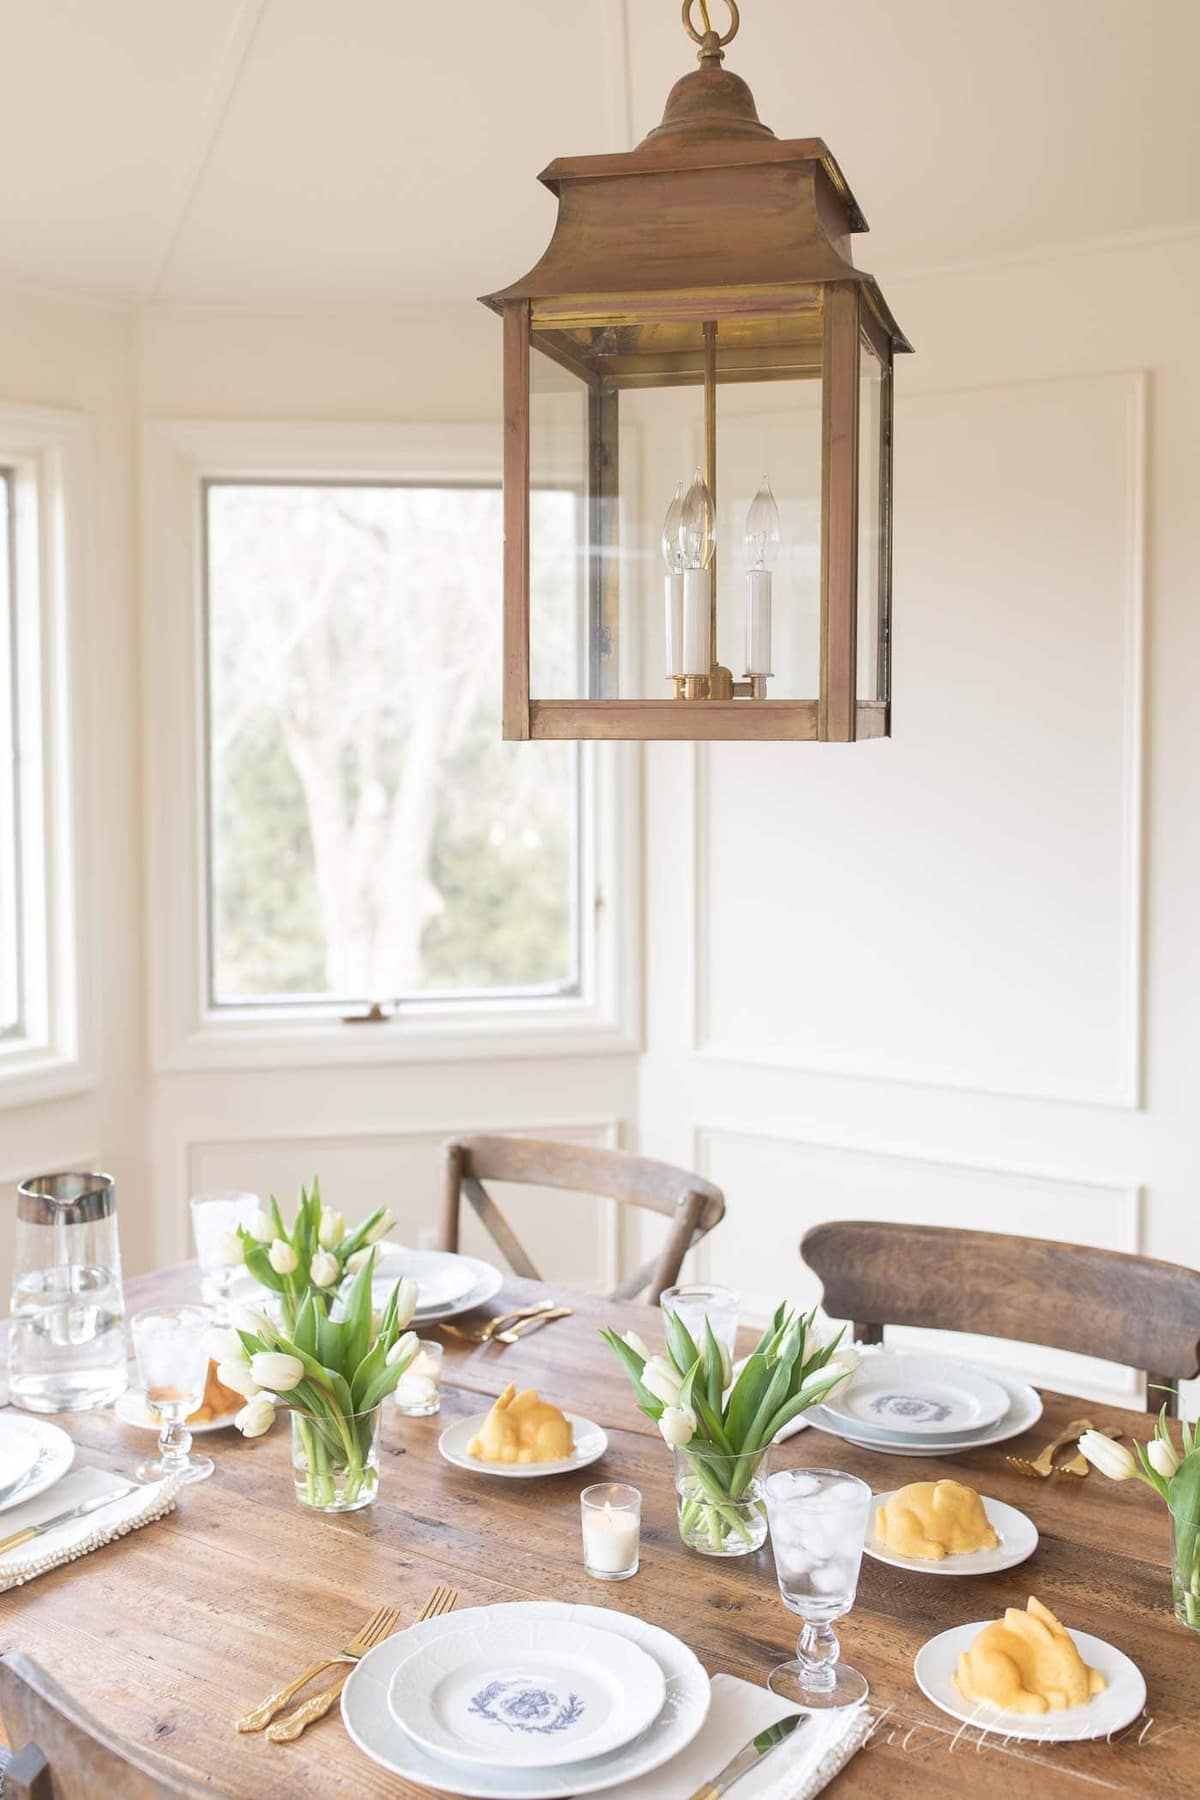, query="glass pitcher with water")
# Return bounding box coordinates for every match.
[9,1171,128,1412]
